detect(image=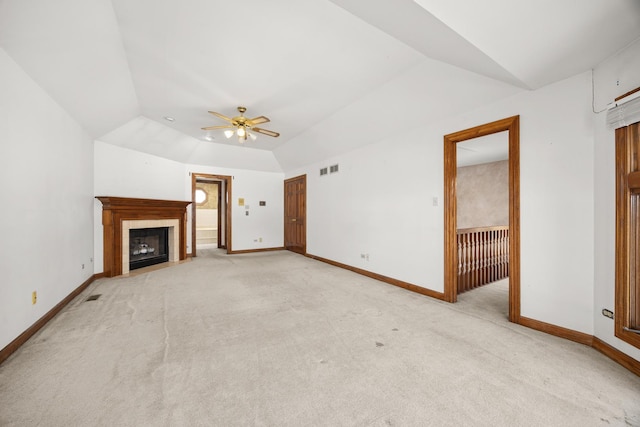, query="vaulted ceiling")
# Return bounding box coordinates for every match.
[1,0,639,172]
